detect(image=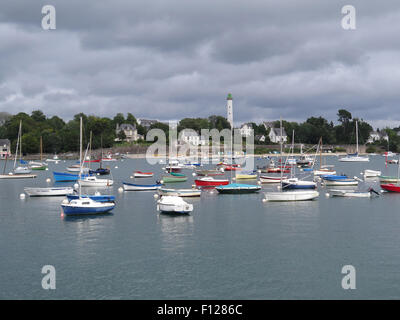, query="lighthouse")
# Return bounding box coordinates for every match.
[226,93,233,129]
